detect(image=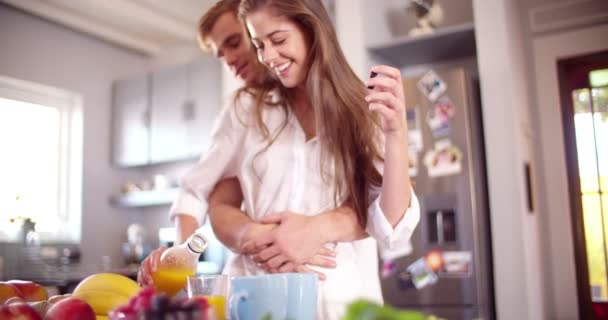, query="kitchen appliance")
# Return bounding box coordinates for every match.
[379,66,494,320]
